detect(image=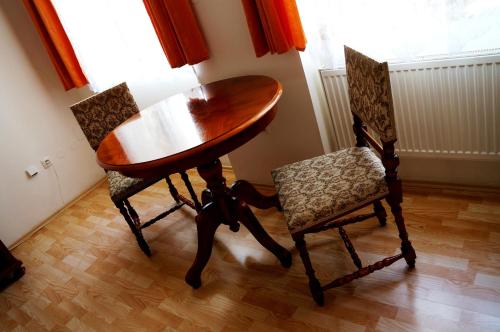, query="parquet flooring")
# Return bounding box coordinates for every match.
[1,169,500,331]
